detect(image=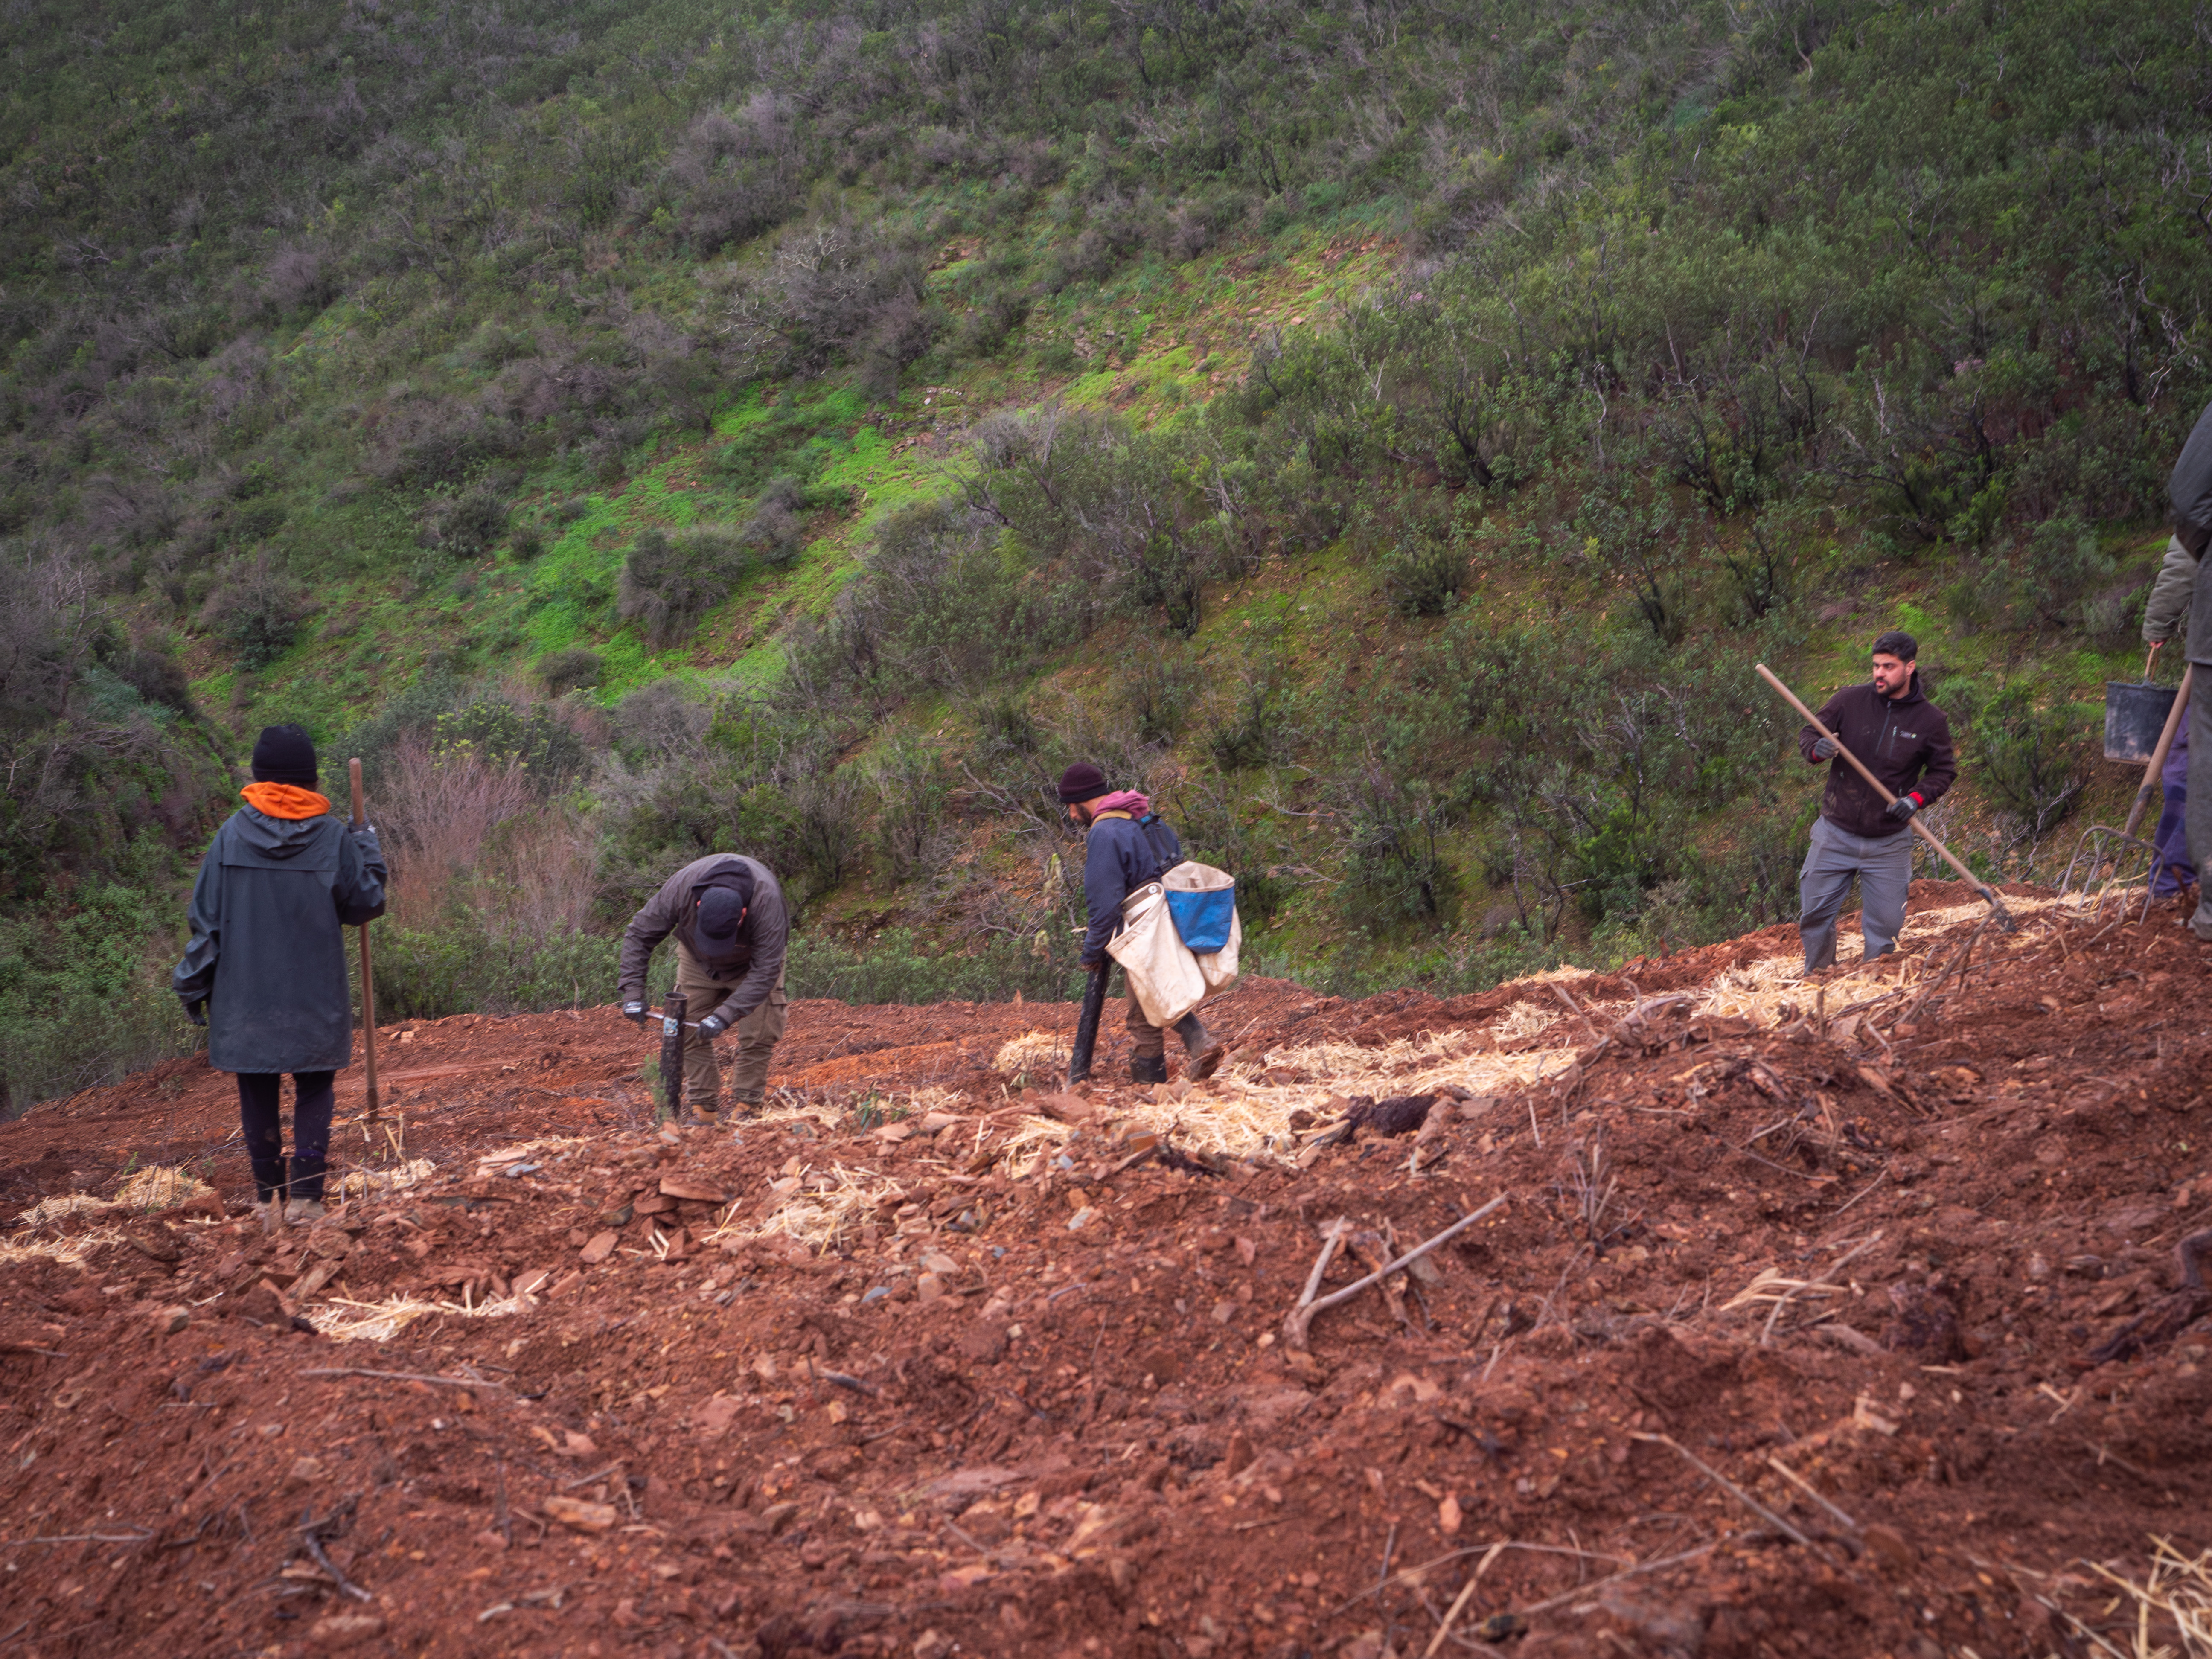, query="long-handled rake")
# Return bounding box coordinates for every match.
[1755,664,2015,932]
[2058,661,2193,925]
